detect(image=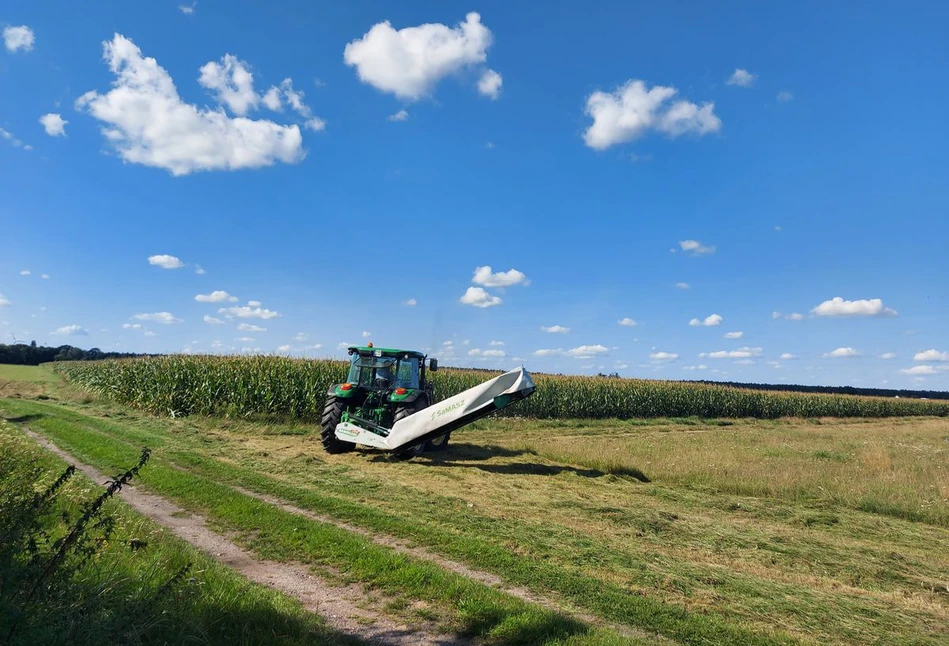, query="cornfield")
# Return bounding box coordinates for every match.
[54,355,949,420]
